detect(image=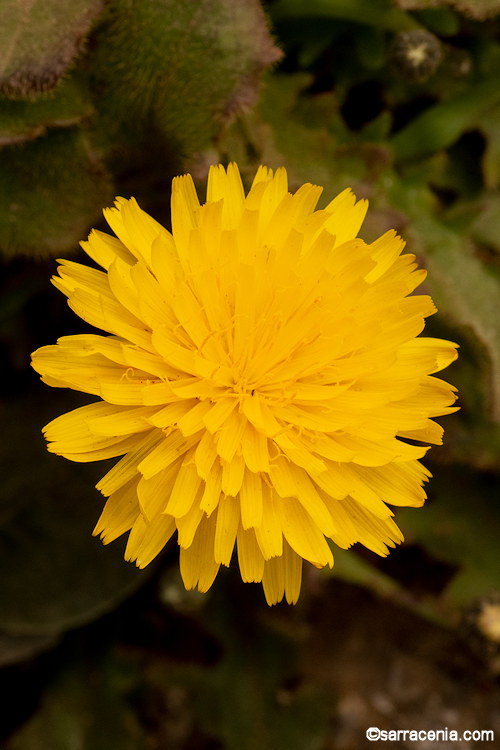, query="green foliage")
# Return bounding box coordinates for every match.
[398,467,500,608]
[0,0,104,97]
[0,77,94,146]
[397,0,500,21]
[0,0,280,257]
[391,44,500,160]
[171,604,329,750]
[272,0,418,31]
[89,0,281,158]
[386,177,500,423]
[0,127,113,258]
[5,649,145,750]
[331,463,500,621]
[0,389,147,645]
[5,598,329,750]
